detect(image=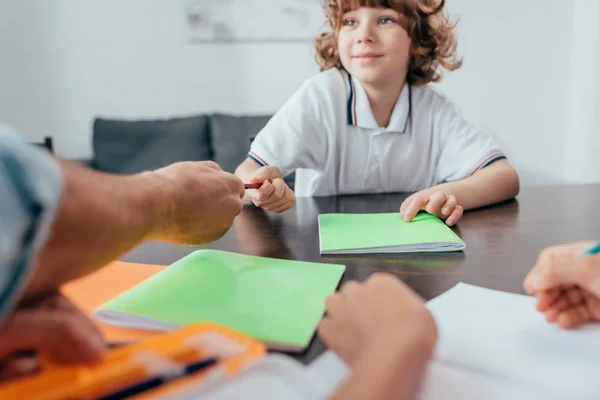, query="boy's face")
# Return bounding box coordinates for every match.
[337,7,411,87]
